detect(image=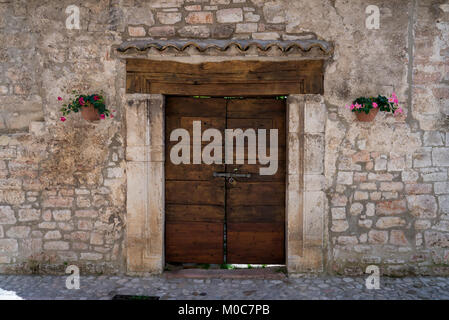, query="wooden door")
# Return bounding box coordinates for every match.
[165,97,226,264]
[165,97,285,264]
[226,99,286,264]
